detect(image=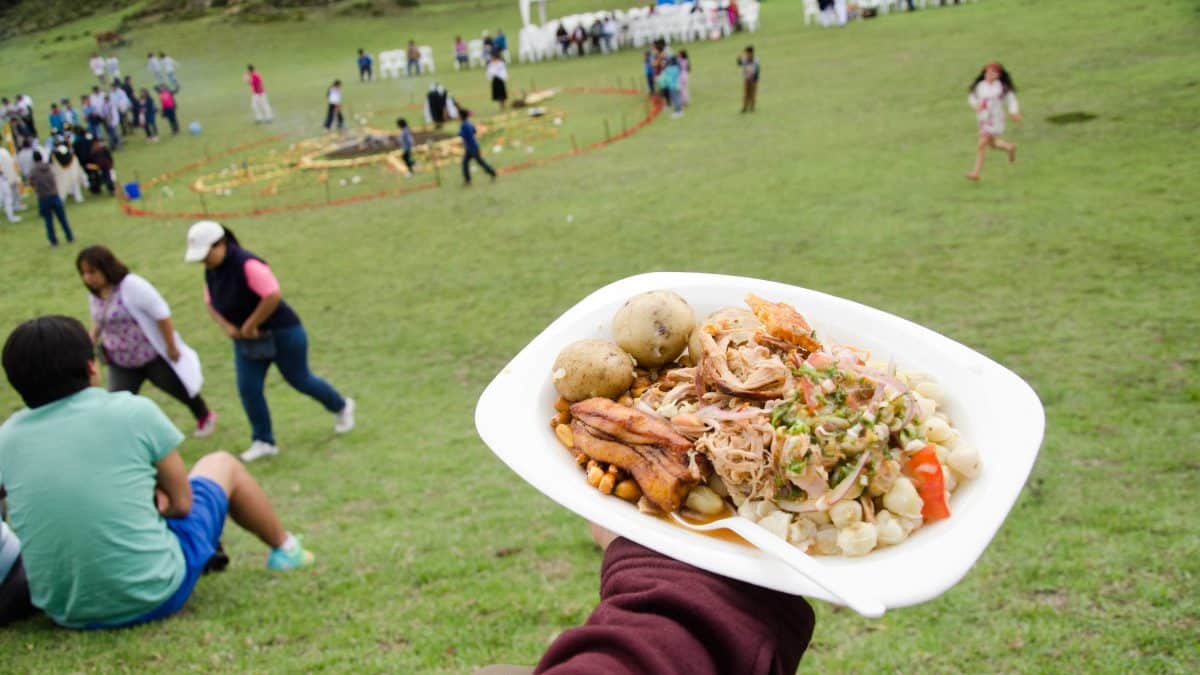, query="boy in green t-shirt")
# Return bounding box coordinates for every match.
[0,315,314,629]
